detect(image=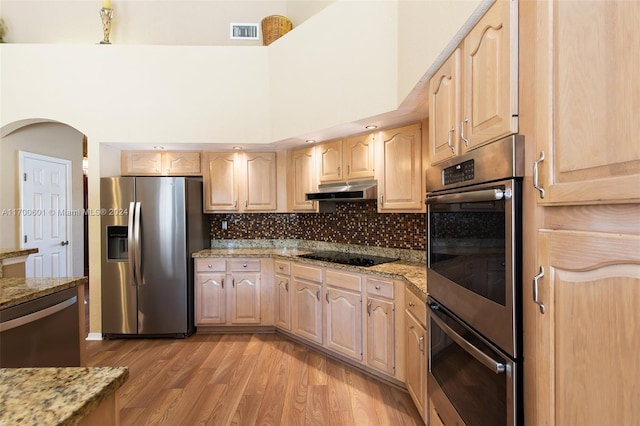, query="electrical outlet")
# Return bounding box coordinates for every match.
[222,220,228,230]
